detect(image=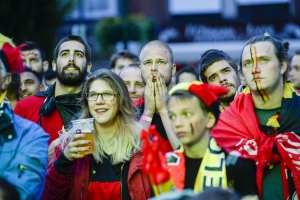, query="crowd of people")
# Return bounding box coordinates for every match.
[0,31,300,200]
